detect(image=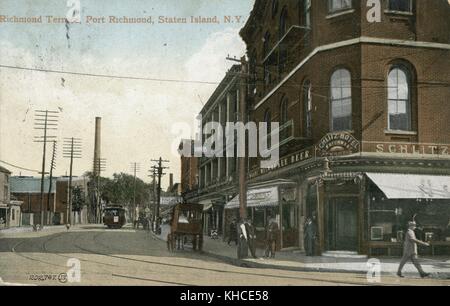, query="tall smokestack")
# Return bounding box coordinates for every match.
[169,173,173,191]
[94,117,102,174]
